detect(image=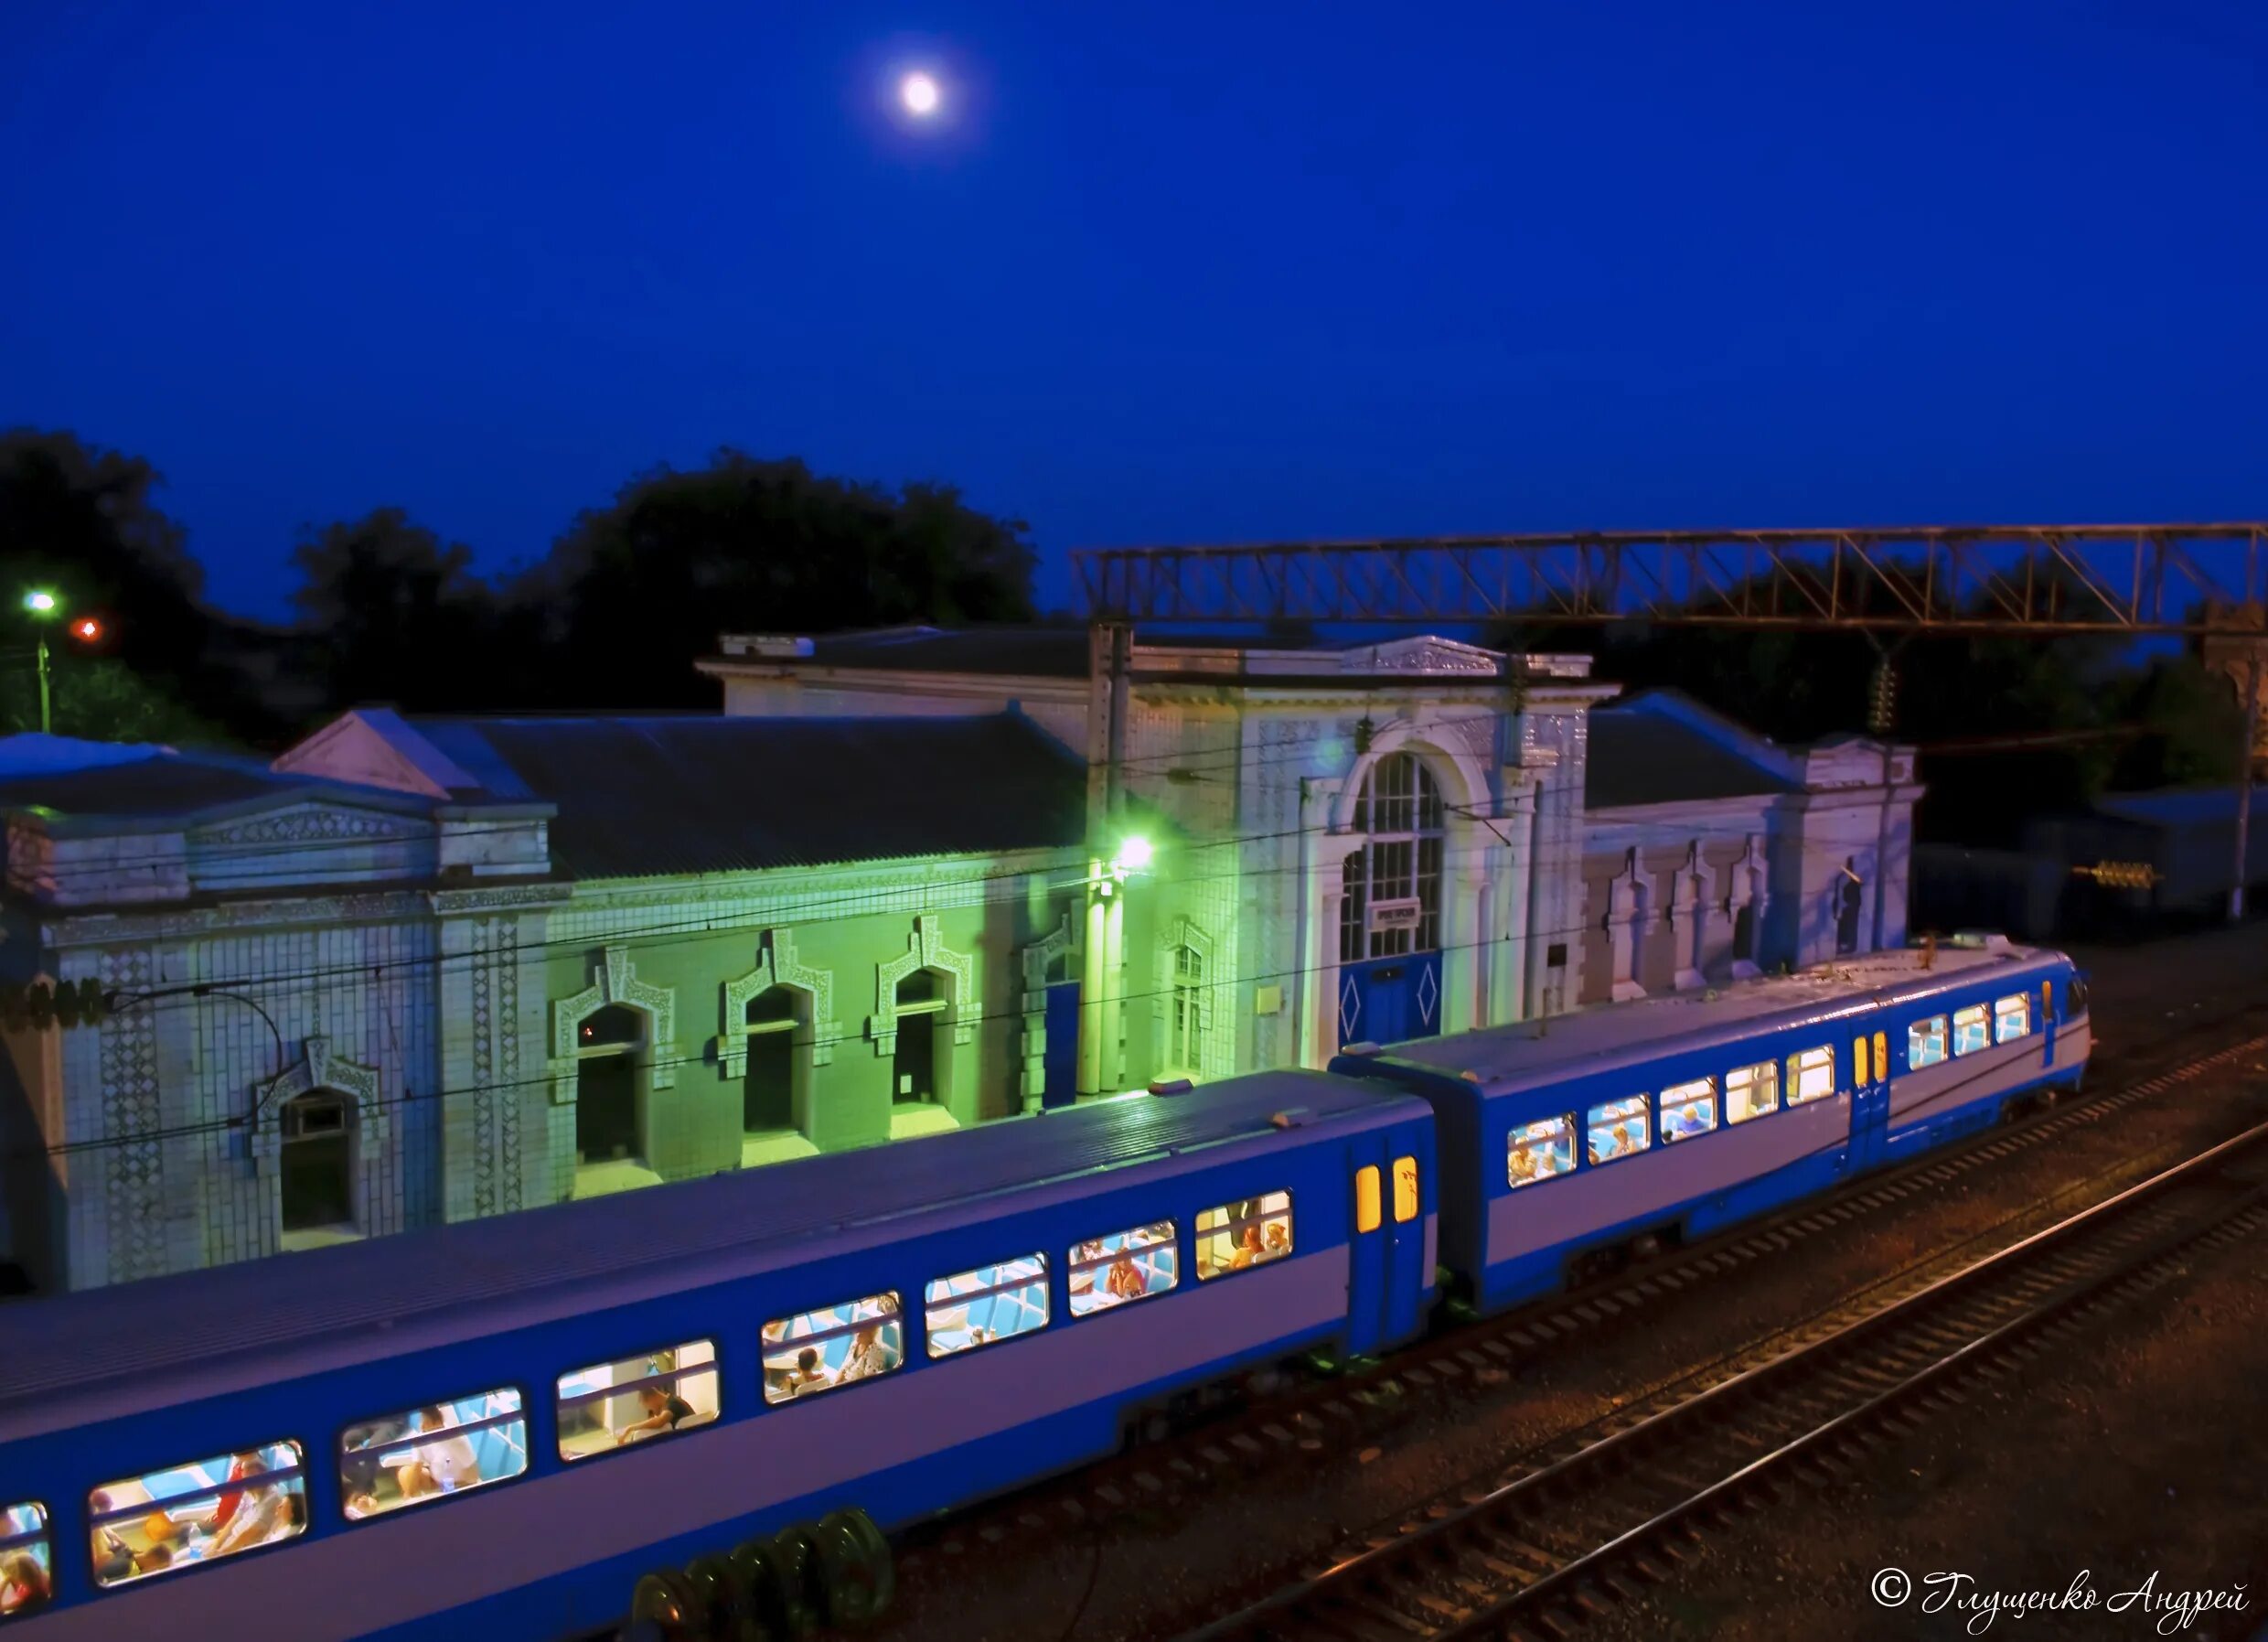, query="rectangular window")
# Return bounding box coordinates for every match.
[1995,993,2030,1043]
[1785,1046,1836,1106]
[1726,1060,1779,1124]
[1068,1221,1178,1316]
[90,1443,306,1588]
[1874,1032,1888,1080]
[761,1295,904,1405]
[1853,1035,1871,1086]
[924,1256,1048,1358]
[1953,1003,1991,1057]
[1586,1096,1652,1165]
[1354,1164,1382,1232]
[339,1389,526,1519]
[1195,1192,1293,1281]
[1392,1156,1418,1223]
[1508,1116,1578,1187]
[1910,1015,1948,1069]
[557,1341,720,1459]
[0,1502,48,1619]
[1657,1076,1718,1143]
